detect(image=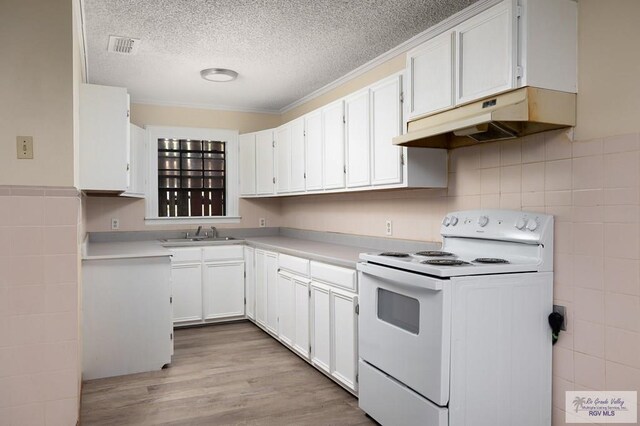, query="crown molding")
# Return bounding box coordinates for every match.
[131,98,281,115]
[279,0,501,114]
